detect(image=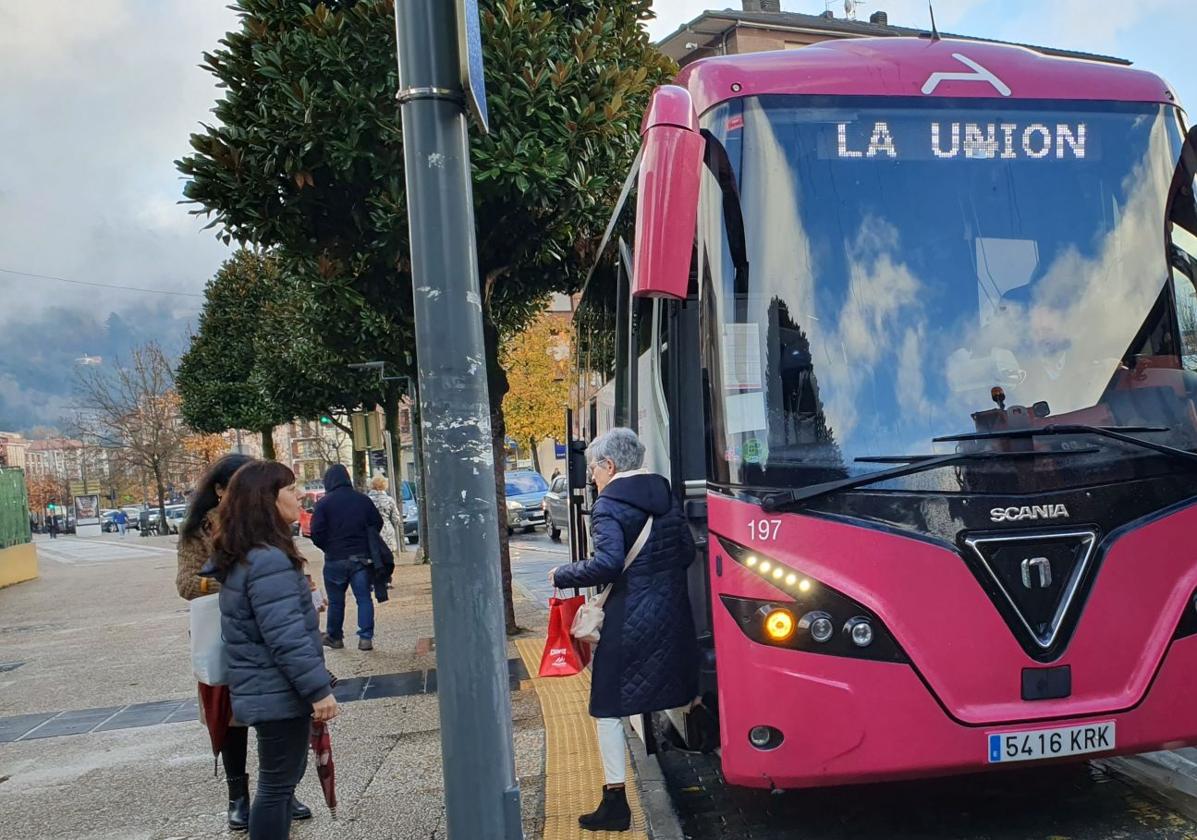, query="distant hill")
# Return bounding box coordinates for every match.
[0,304,195,432]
